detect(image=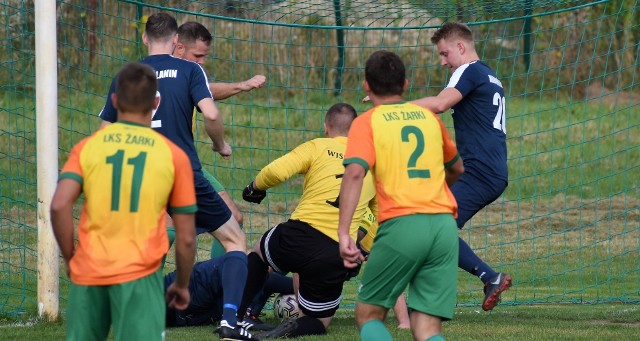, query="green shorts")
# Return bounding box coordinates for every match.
[358,213,458,320]
[66,269,165,341]
[202,168,225,192]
